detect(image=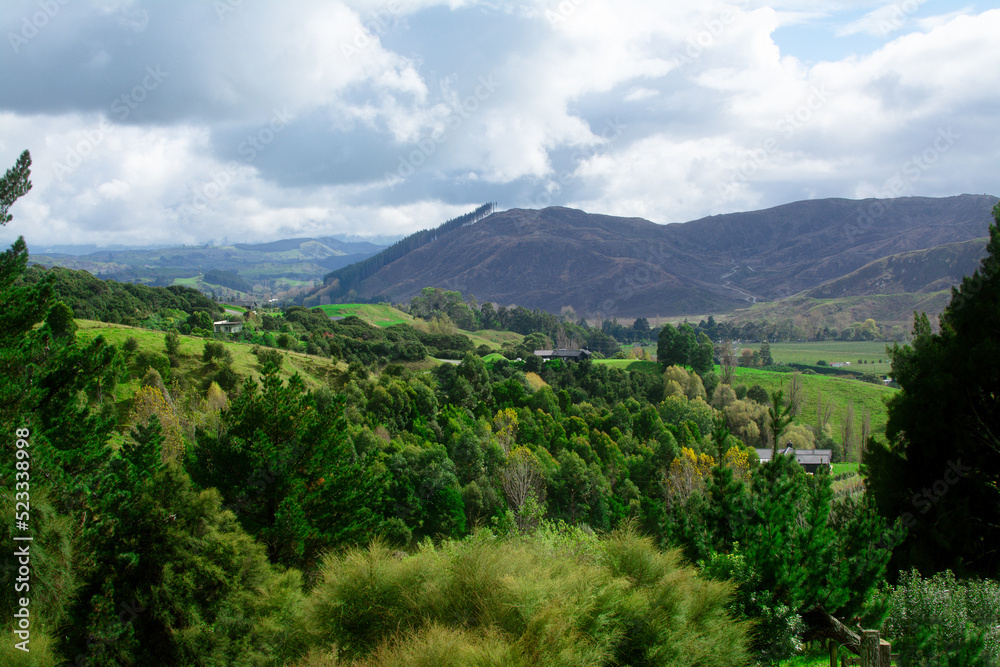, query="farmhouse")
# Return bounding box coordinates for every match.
[533,349,593,362]
[755,447,832,474]
[213,320,243,334]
